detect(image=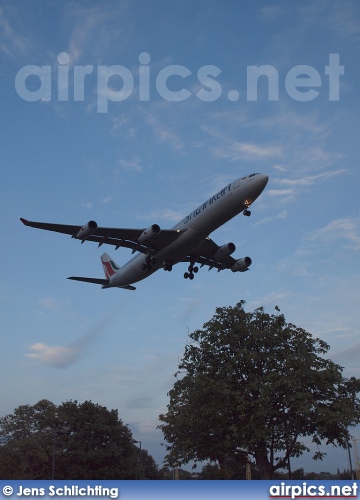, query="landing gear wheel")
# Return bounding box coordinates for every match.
[243,209,251,217]
[185,263,197,280]
[163,260,173,272]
